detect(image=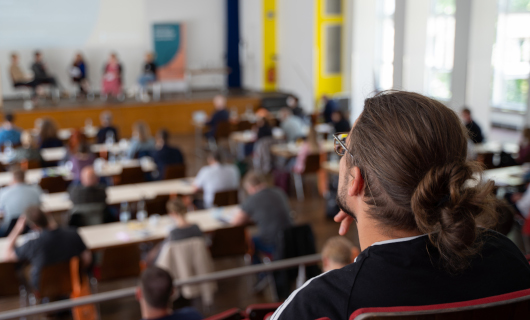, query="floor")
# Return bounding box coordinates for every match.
[0,133,359,319]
